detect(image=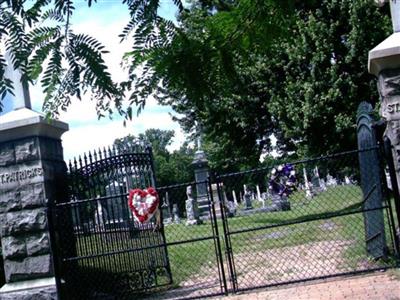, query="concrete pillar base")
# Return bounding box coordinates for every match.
[0,277,57,300]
